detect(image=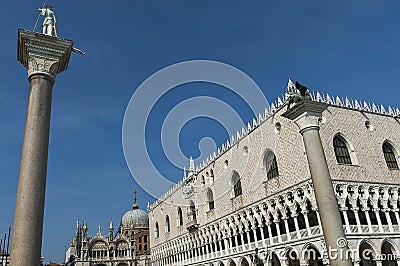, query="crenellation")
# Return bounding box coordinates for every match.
[354,99,361,110]
[258,112,263,124]
[345,97,352,108]
[316,91,324,102]
[372,102,379,112]
[264,107,270,117]
[277,96,284,107]
[388,106,394,115]
[252,118,257,128]
[310,91,315,101]
[236,131,241,142]
[247,122,251,132]
[335,96,343,106]
[230,135,235,146]
[363,101,371,111]
[325,93,333,104]
[381,104,386,114]
[271,102,276,112]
